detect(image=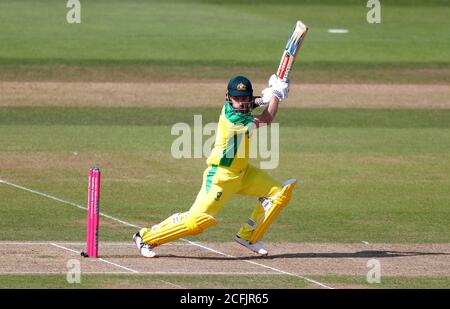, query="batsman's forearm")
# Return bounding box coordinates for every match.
[262,96,280,124]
